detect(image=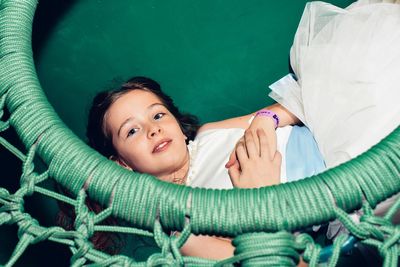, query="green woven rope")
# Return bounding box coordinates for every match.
[230,231,300,266]
[2,0,400,237]
[1,0,400,266]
